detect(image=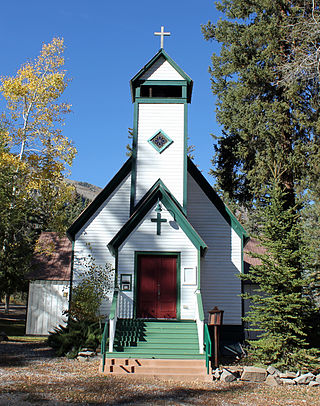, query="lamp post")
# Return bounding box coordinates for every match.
[208,306,224,368]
